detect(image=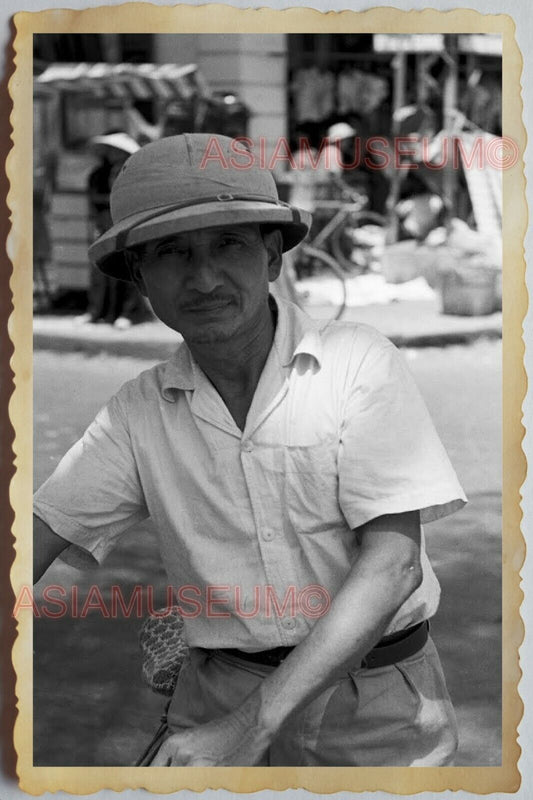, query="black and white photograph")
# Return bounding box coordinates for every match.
[0,4,523,791]
[28,28,506,772]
